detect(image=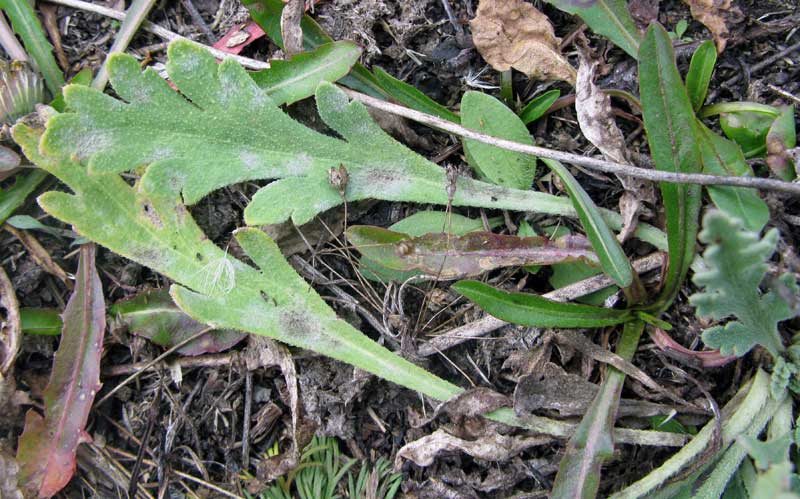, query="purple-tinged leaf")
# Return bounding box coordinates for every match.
[347,226,599,279]
[16,244,105,498]
[111,289,246,356]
